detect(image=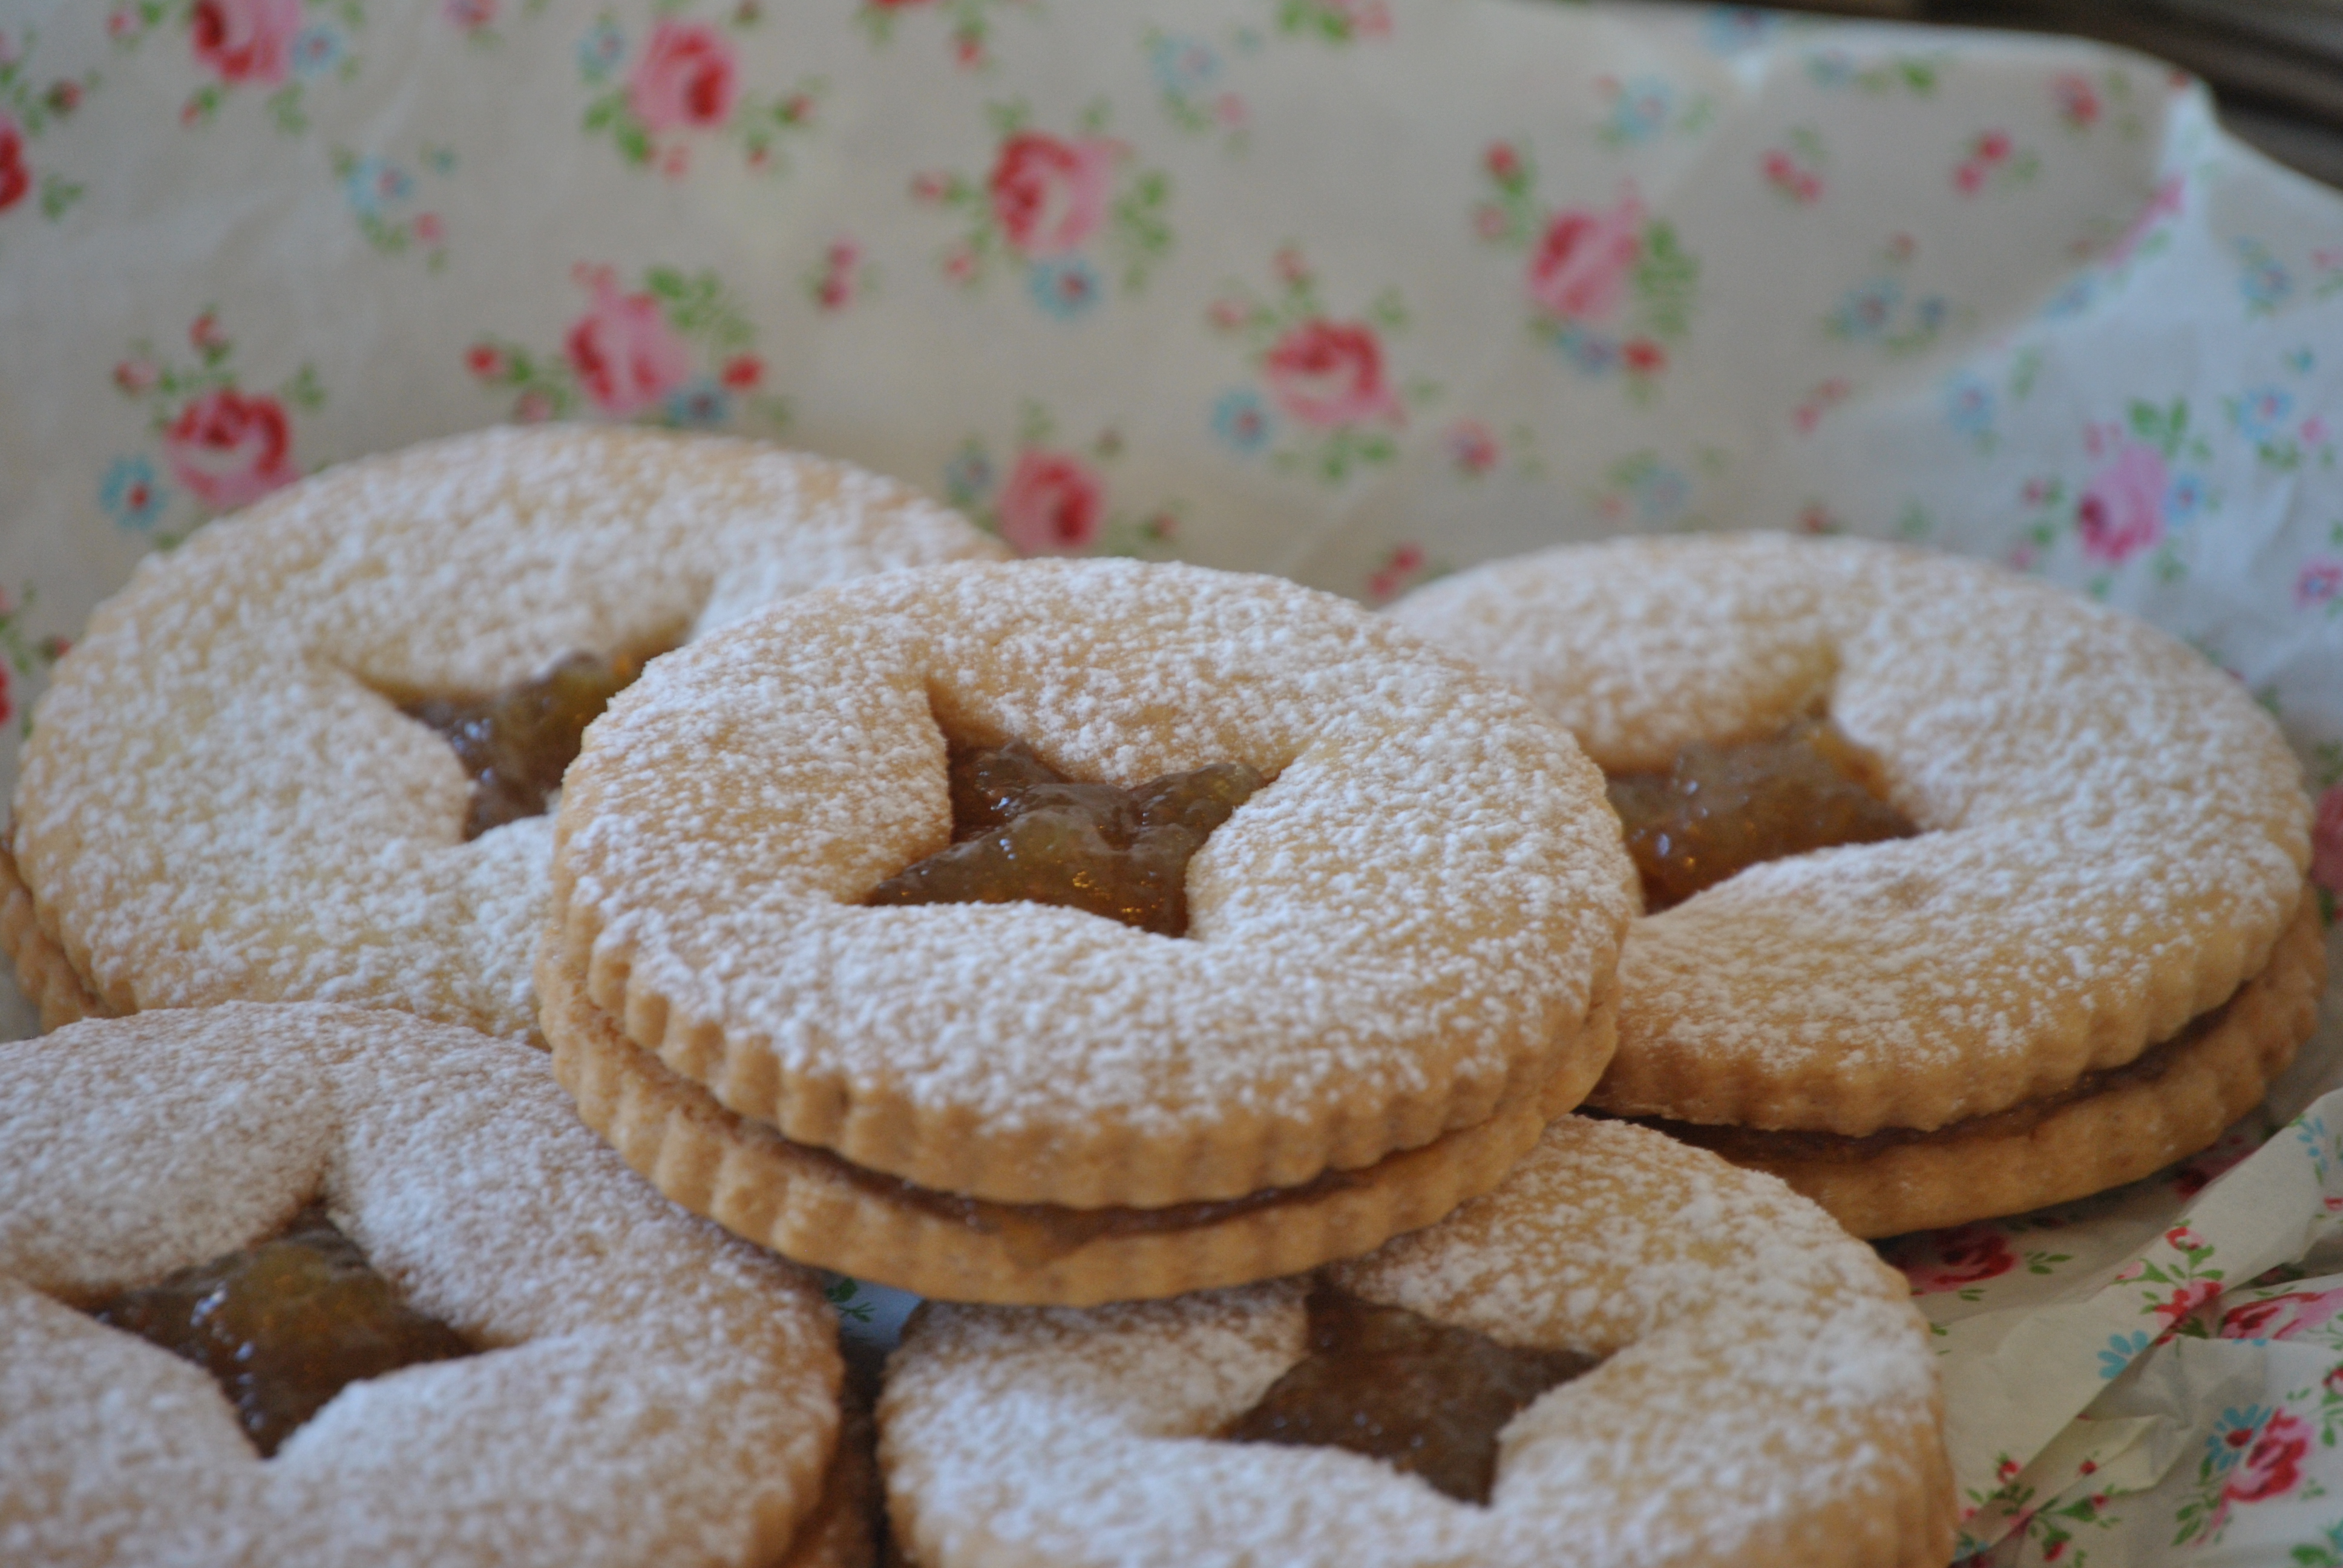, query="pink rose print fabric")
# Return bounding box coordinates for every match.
[466,263,784,430]
[627,19,735,132]
[2076,441,2168,565]
[1473,149,1697,401]
[97,311,323,547]
[990,131,1118,257]
[1525,185,1643,324]
[1207,247,1424,484]
[0,114,24,212]
[578,11,820,177]
[994,449,1103,555]
[2220,1287,2343,1344]
[943,403,1180,559]
[1890,1223,2019,1296]
[190,0,301,86]
[566,267,691,417]
[2013,399,2213,587]
[2313,786,2343,919]
[2178,1405,2320,1545]
[1262,319,1401,428]
[103,0,366,134]
[913,103,1171,316]
[163,387,297,508]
